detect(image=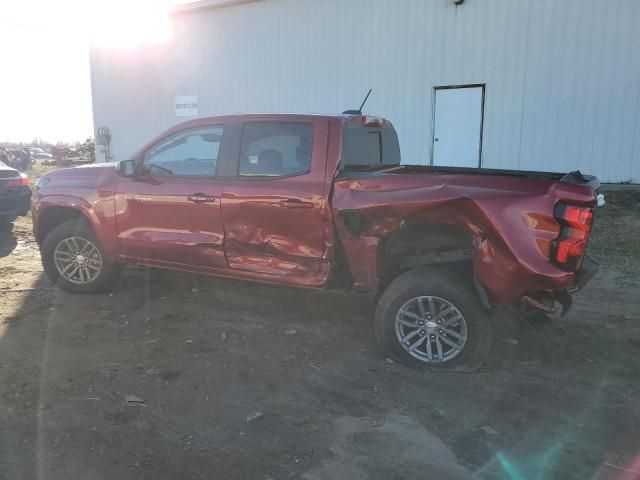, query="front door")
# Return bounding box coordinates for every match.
[220,119,331,287]
[114,125,227,270]
[432,85,484,168]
